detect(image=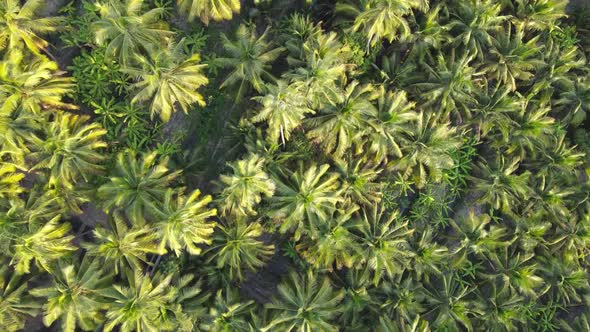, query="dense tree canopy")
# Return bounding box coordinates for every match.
[0,0,590,331]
